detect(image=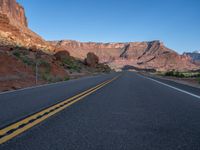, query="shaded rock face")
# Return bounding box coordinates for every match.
[0,50,35,91]
[51,40,199,72]
[0,49,70,91]
[0,0,53,51]
[85,52,99,67]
